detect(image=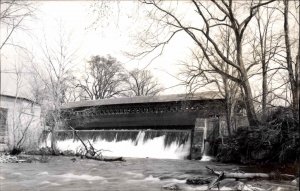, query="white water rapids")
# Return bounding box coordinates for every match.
[41,130,191,159]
